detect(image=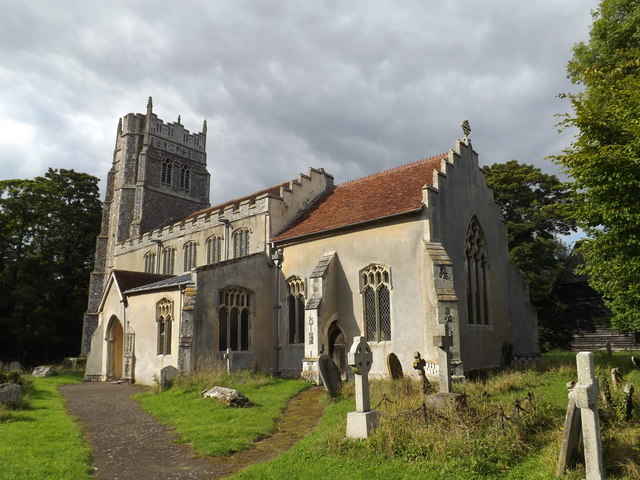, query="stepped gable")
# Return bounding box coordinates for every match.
[273,153,447,242]
[181,181,290,223]
[112,270,173,292]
